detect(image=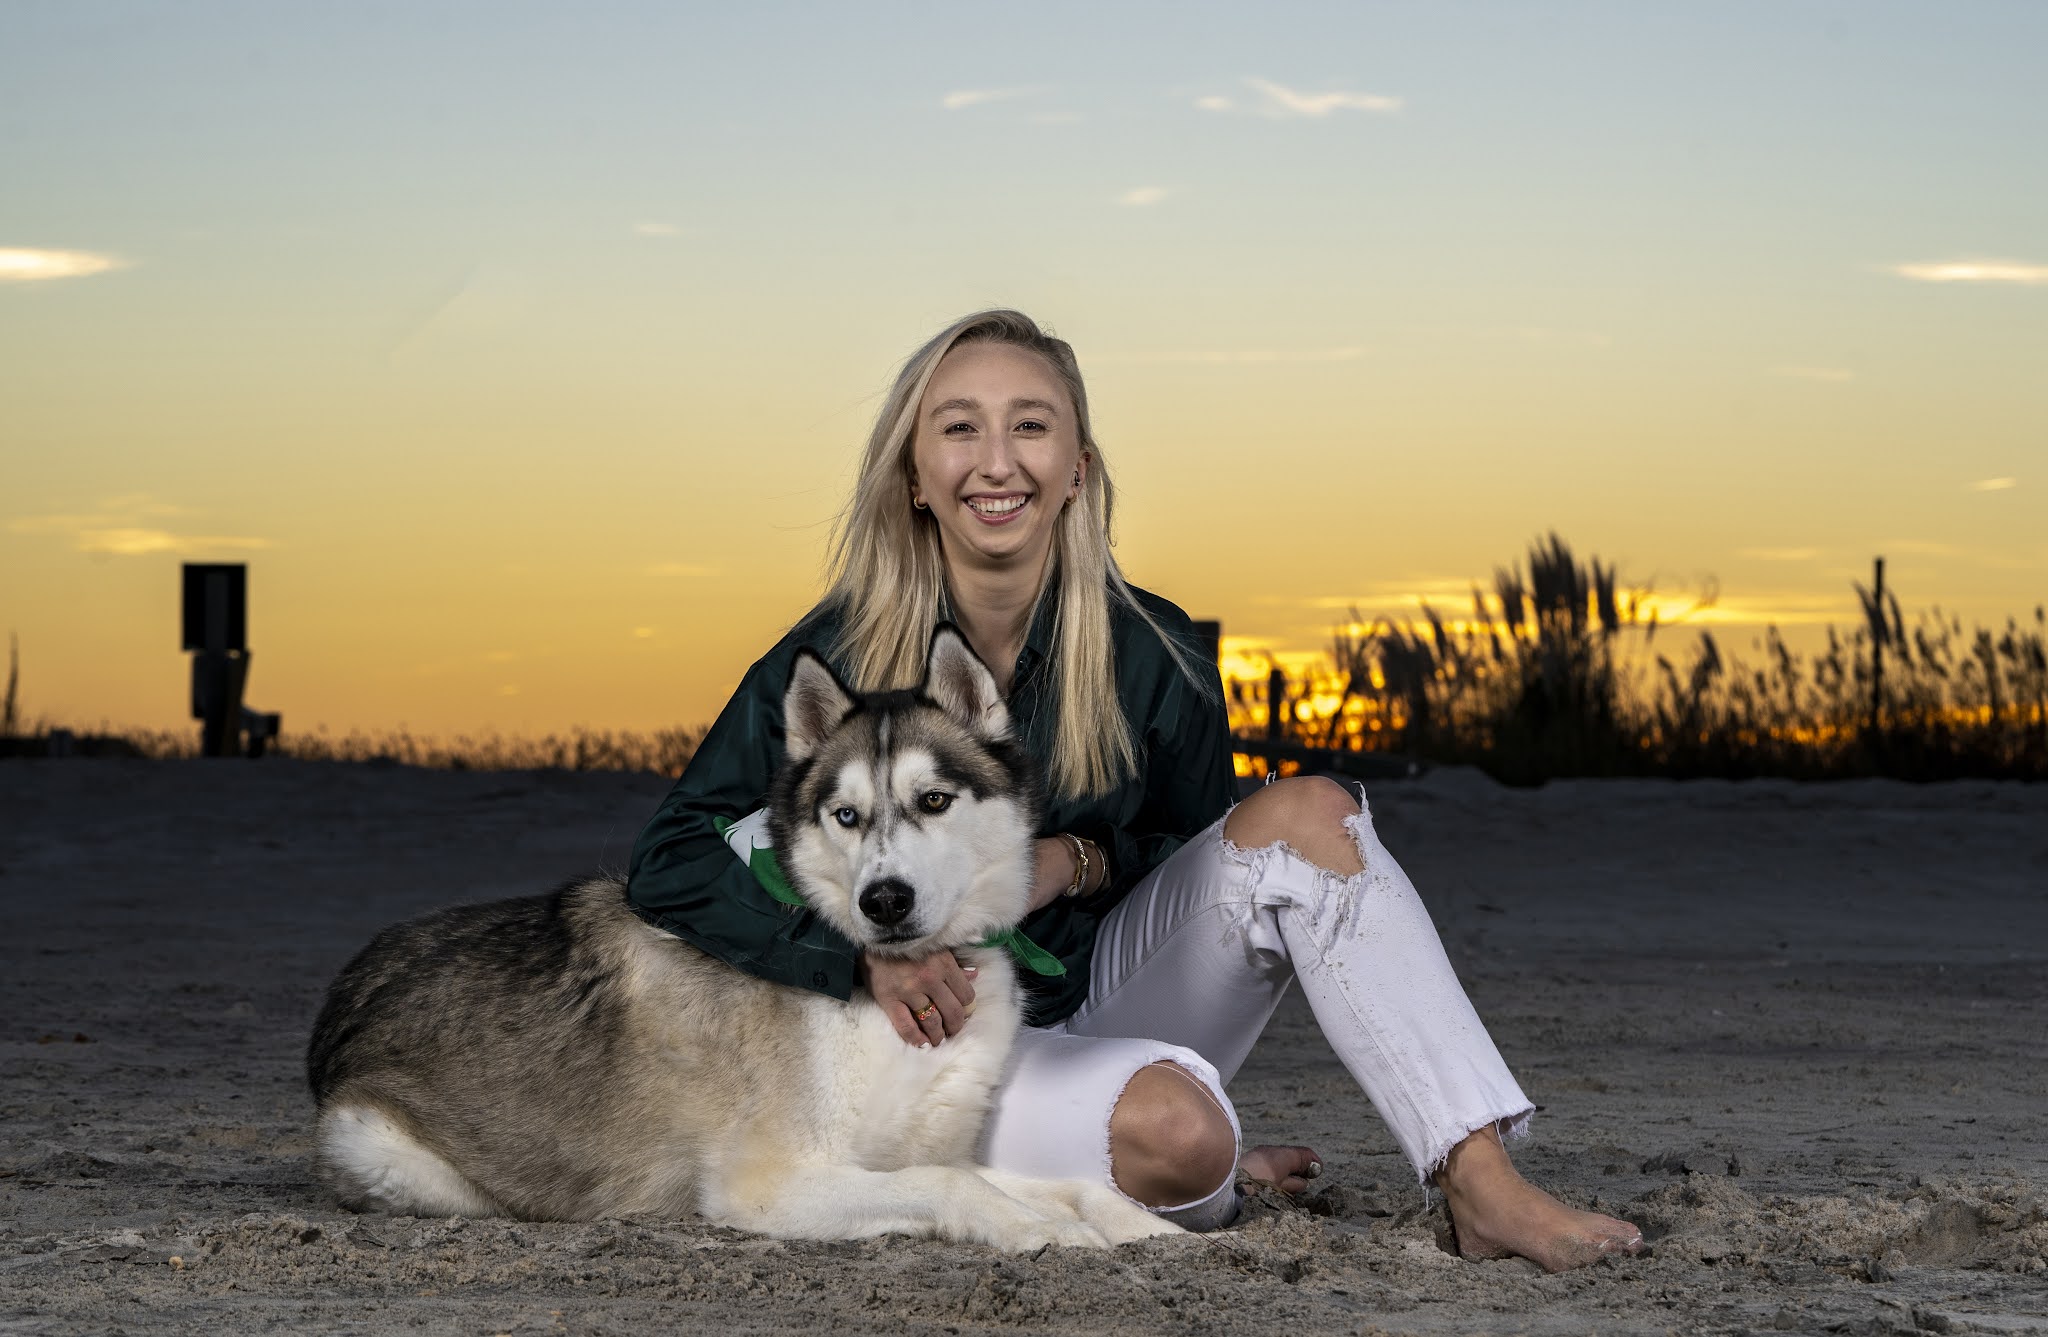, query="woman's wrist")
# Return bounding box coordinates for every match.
[1028,834,1111,912]
[1059,834,1108,897]
[1055,833,1089,897]
[1029,837,1075,912]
